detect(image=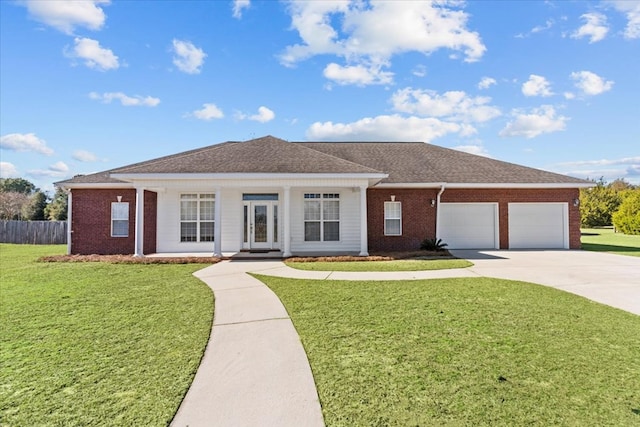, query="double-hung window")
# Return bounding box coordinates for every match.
[384,201,402,236]
[111,202,129,237]
[180,194,215,242]
[304,193,340,241]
